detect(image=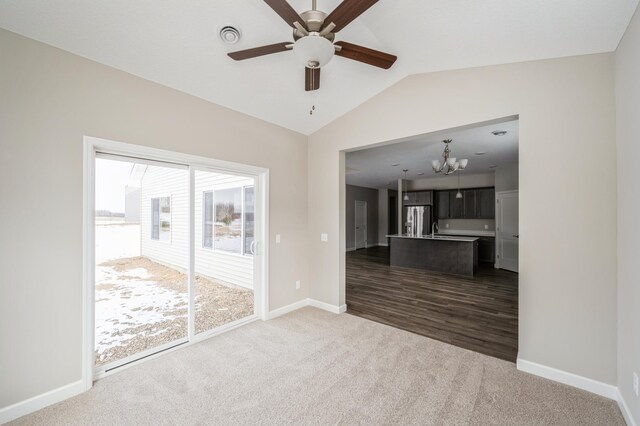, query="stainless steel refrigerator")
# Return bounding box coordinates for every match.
[404,205,433,237]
